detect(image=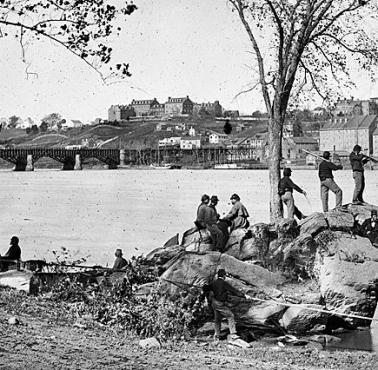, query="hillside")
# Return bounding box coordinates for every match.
[0,118,268,149]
